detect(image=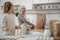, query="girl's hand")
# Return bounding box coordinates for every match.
[2,27,9,31]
